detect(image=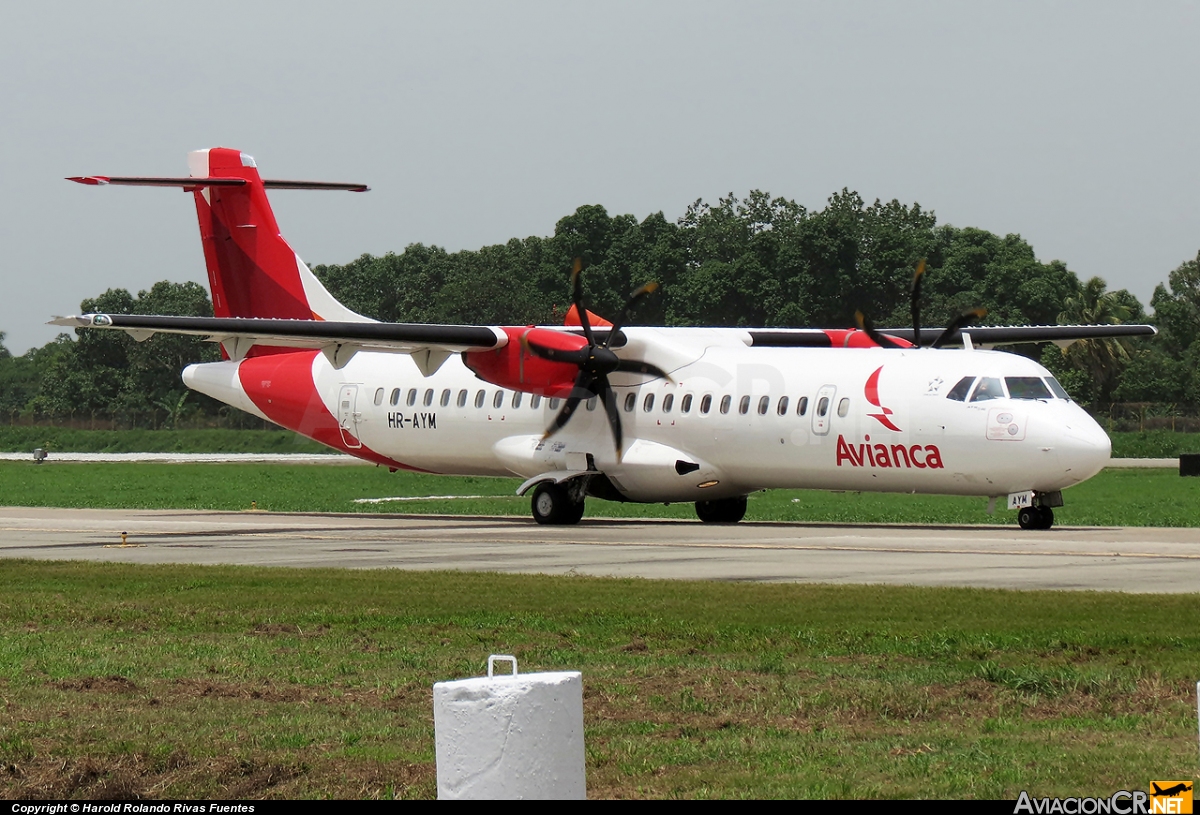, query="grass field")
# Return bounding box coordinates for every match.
[1,460,1198,527]
[0,561,1196,799]
[1,426,1198,458]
